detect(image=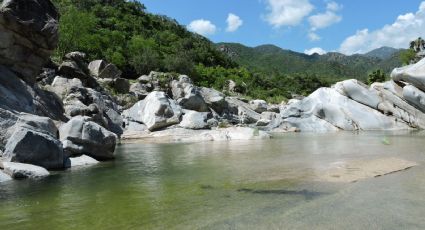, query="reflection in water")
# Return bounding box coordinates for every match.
[0,131,425,229]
